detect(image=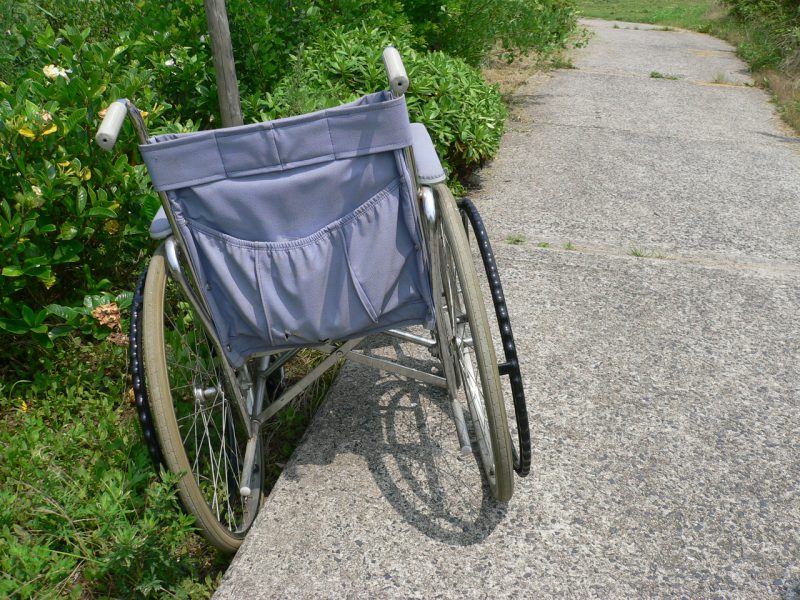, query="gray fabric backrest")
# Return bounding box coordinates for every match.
[140,92,434,366]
